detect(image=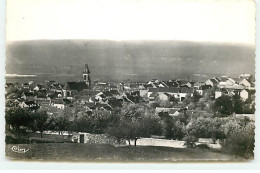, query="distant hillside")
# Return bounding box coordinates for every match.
[5,40,255,81]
